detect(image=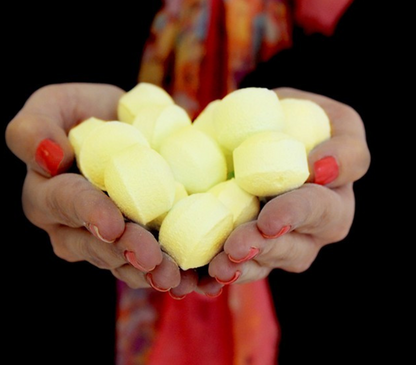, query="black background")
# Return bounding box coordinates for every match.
[2,2,408,364]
